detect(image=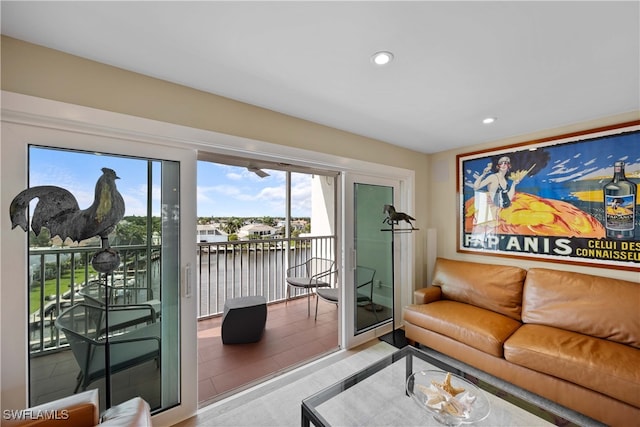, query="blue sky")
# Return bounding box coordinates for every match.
[28,147,311,217]
[197,162,312,218]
